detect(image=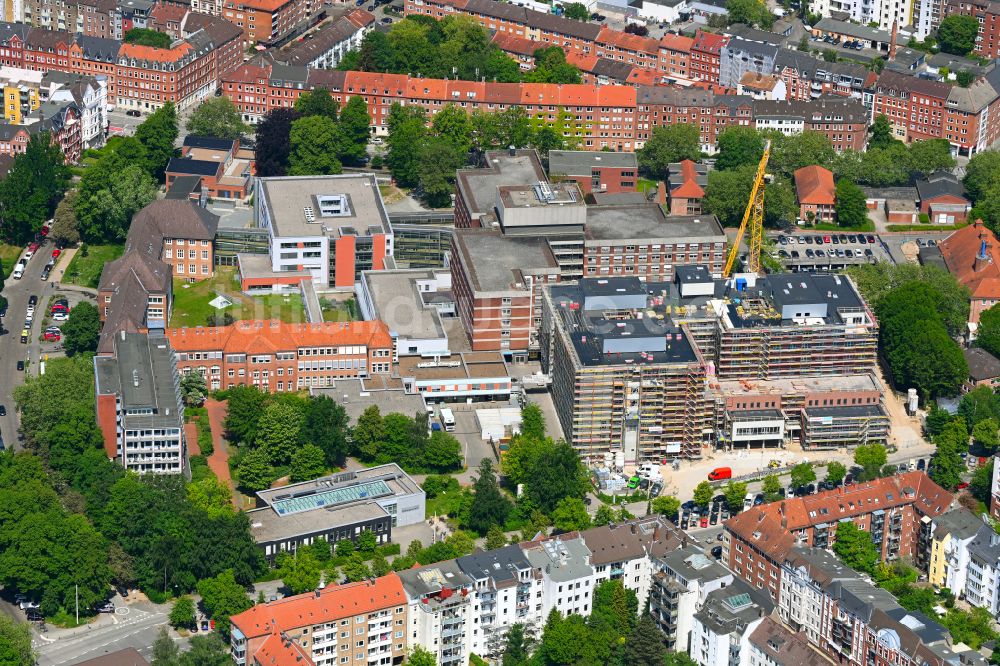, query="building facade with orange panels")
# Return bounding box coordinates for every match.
[166,319,394,392]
